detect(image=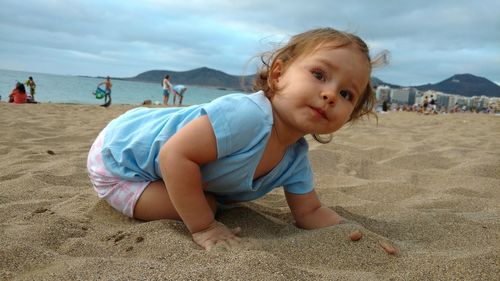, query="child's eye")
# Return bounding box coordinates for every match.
[340,90,353,101]
[311,69,326,81]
